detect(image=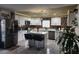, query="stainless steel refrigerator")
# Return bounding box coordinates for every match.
[0,15,18,49]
